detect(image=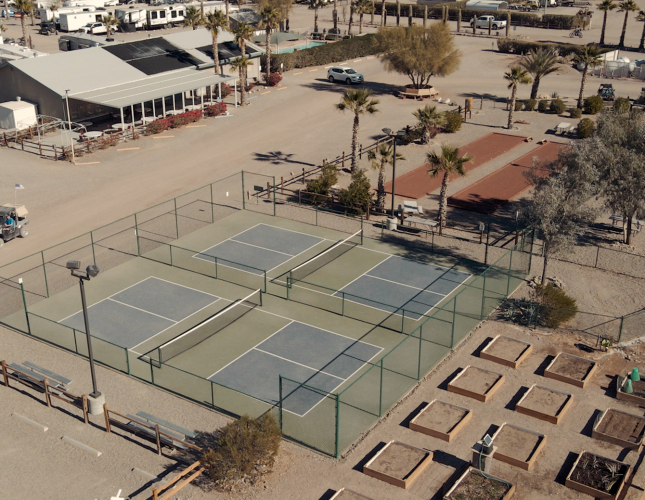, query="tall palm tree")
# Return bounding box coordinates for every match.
[638,10,645,51]
[354,0,372,33]
[333,0,338,30]
[427,145,473,233]
[233,22,255,104]
[413,105,444,144]
[504,66,532,130]
[225,0,230,21]
[368,143,405,212]
[308,0,326,34]
[260,5,281,83]
[335,88,380,172]
[618,0,638,48]
[49,0,61,27]
[597,0,617,45]
[13,0,33,45]
[348,0,354,34]
[204,11,228,74]
[184,6,203,30]
[230,56,251,105]
[101,14,119,36]
[573,45,602,108]
[519,48,559,100]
